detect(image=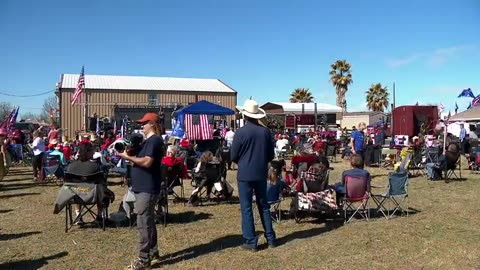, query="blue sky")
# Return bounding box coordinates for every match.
[1,0,479,116]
